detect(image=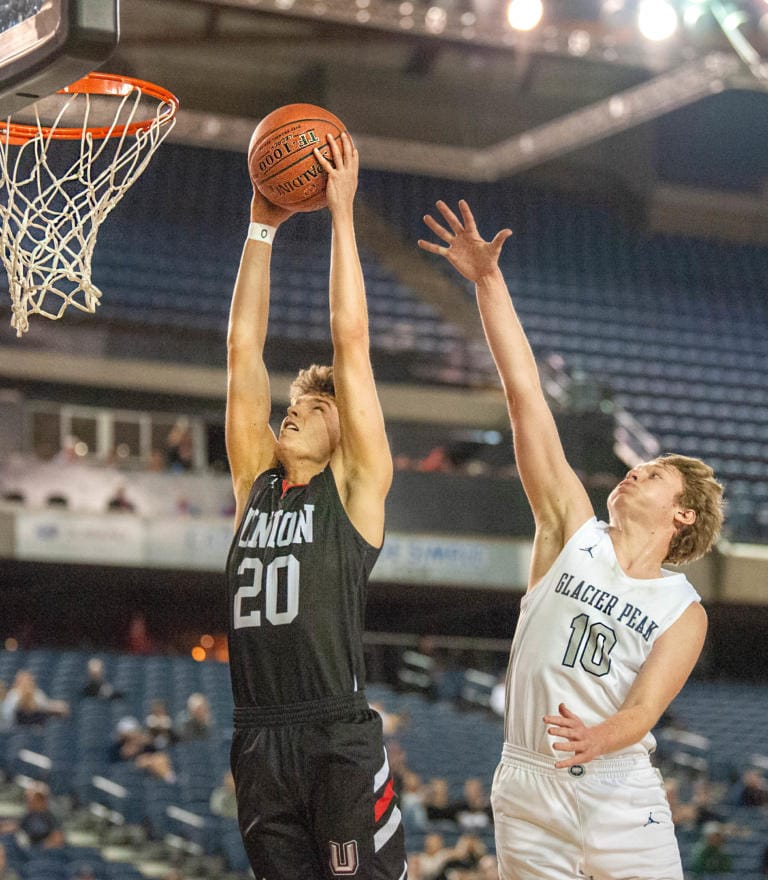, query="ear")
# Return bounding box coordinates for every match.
[674,507,696,528]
